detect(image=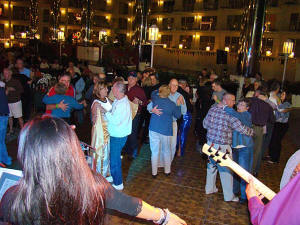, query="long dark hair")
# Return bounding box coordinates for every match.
[11,116,107,225]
